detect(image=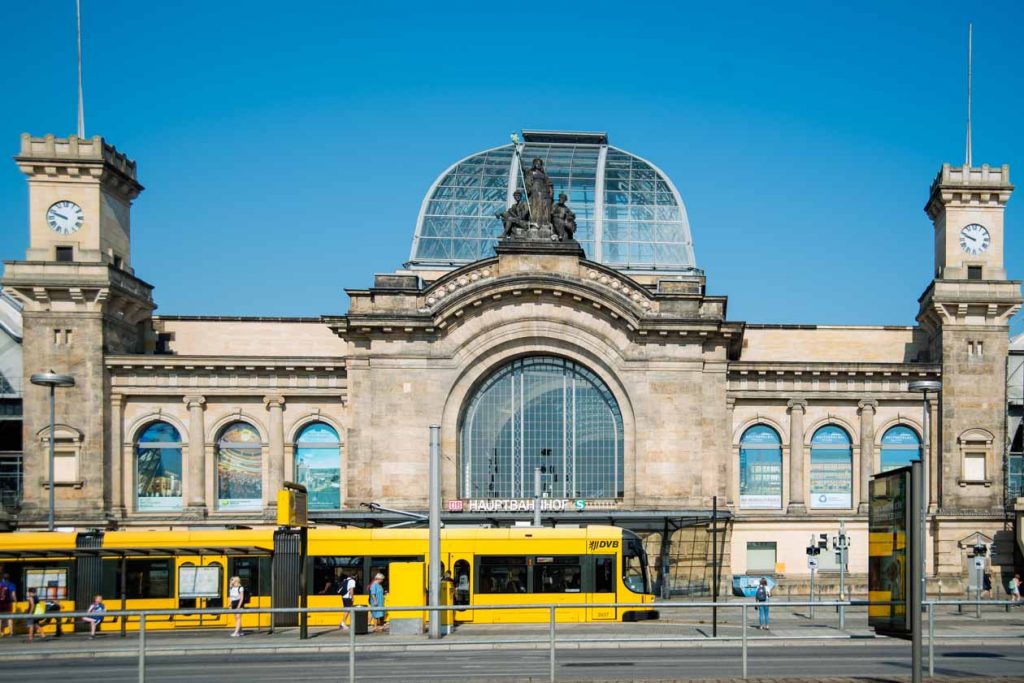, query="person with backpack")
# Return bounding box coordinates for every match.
[1009,574,1022,606]
[339,572,356,632]
[755,577,771,630]
[228,576,245,637]
[0,573,16,637]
